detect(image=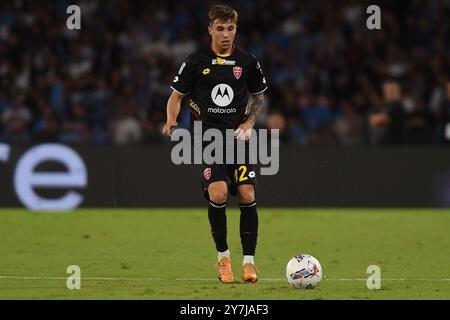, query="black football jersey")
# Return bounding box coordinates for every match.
[170,45,268,130]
